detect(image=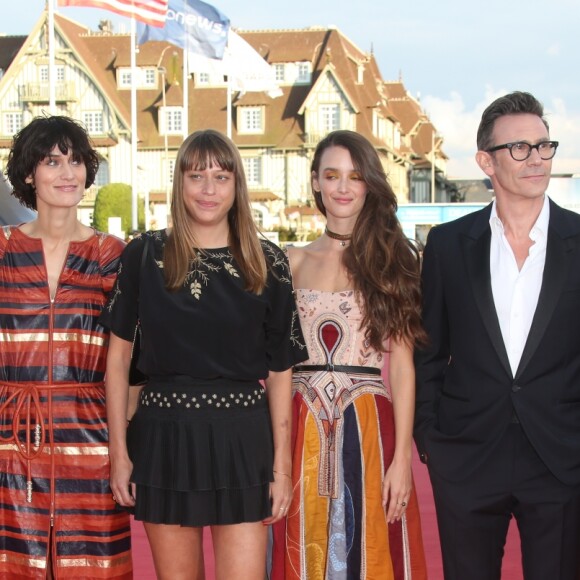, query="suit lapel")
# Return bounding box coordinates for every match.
[462,206,512,378]
[515,202,578,379]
